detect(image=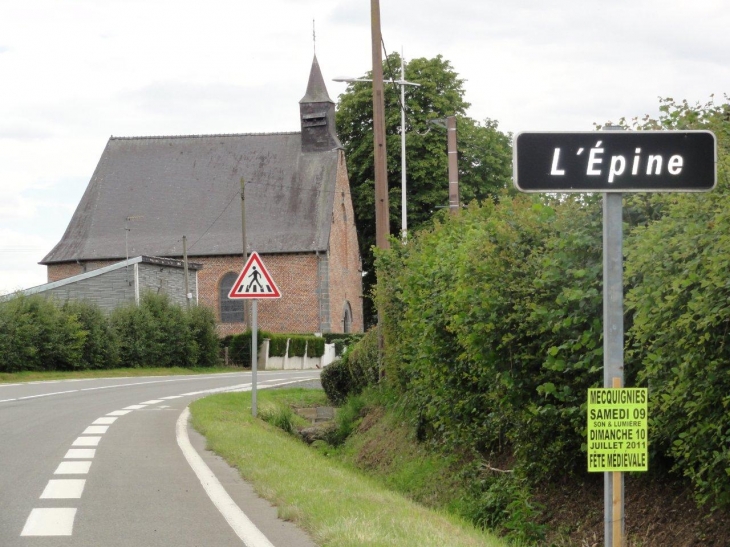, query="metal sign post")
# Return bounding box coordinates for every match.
[603,191,624,547]
[228,252,282,418]
[251,299,258,417]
